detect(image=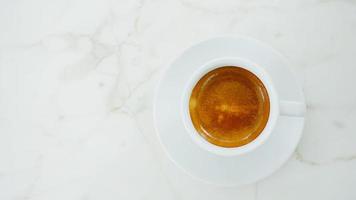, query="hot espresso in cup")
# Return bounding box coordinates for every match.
[189,66,270,148]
